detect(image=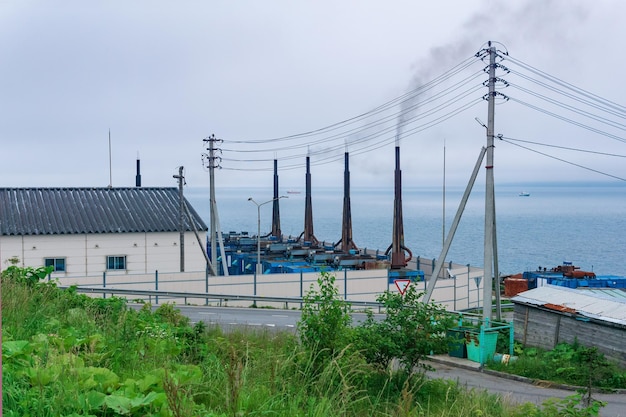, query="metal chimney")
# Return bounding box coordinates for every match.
[387,145,412,268]
[302,156,318,245]
[135,154,141,187]
[271,159,282,240]
[340,152,357,252]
